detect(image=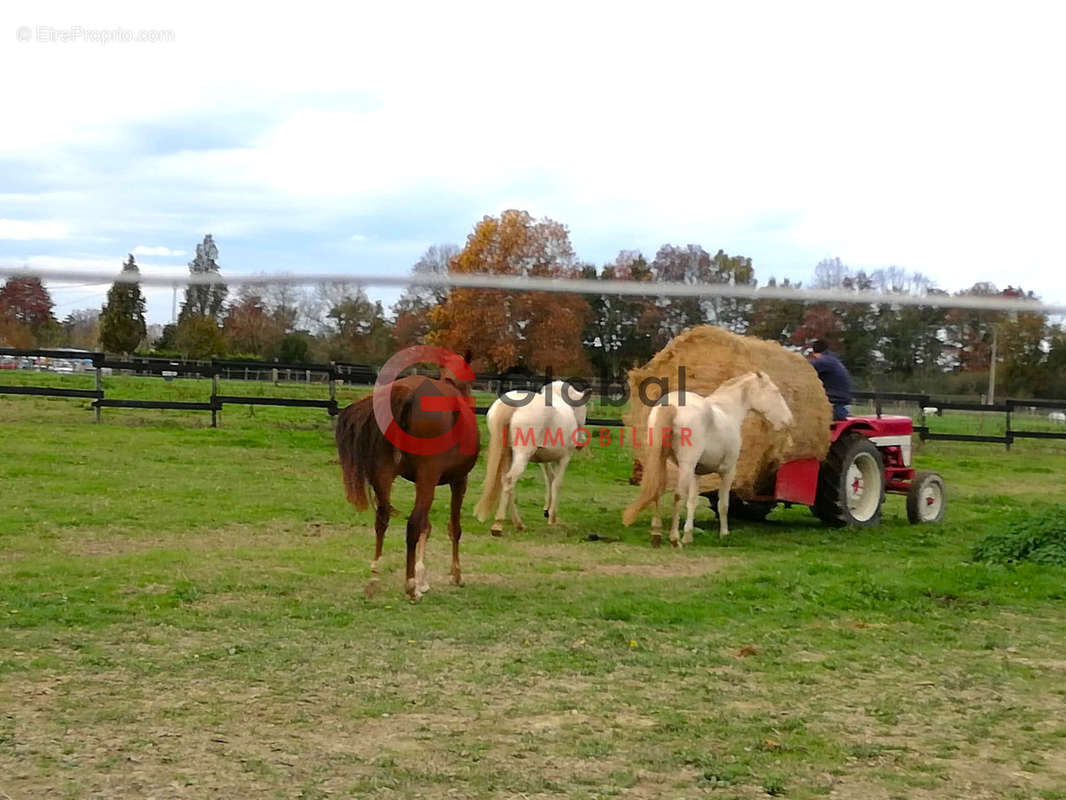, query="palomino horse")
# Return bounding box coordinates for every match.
[474,381,589,535]
[335,361,479,600]
[622,372,794,546]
